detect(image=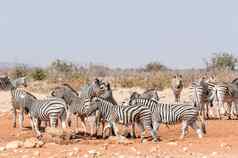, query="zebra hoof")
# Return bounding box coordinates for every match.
[140,139,148,143]
[36,134,43,140]
[152,139,158,143]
